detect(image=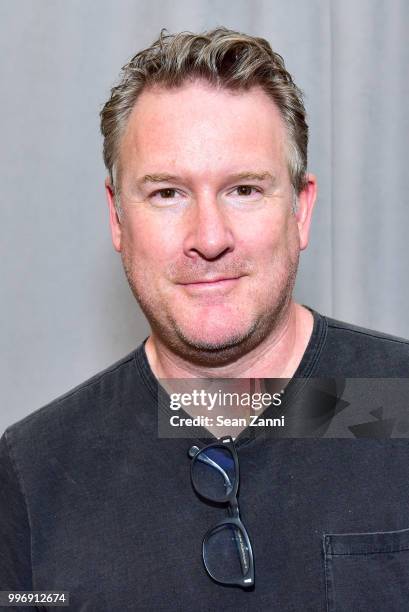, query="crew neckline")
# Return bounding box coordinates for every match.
[133,306,328,448]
